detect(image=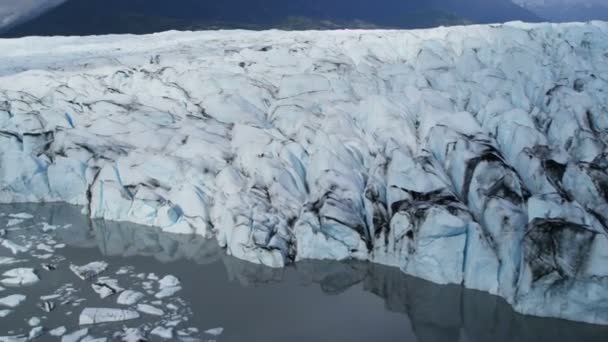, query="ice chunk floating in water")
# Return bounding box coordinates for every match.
[0,294,26,308]
[70,262,108,280]
[0,268,39,287]
[1,22,608,324]
[116,290,144,306]
[79,308,140,325]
